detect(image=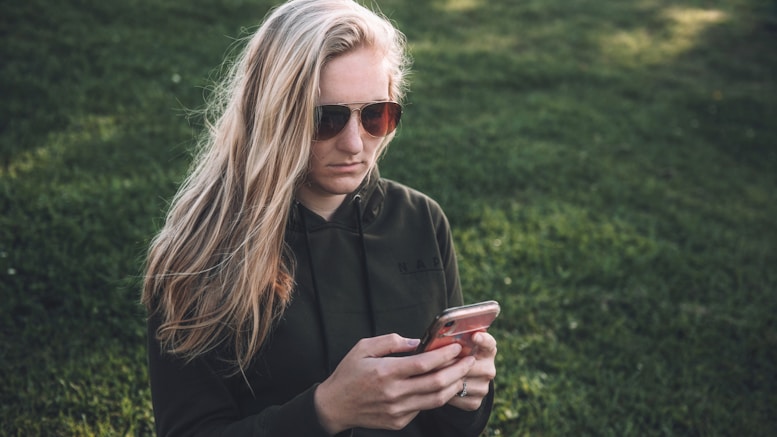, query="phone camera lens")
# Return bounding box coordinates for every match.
[444,320,455,328]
